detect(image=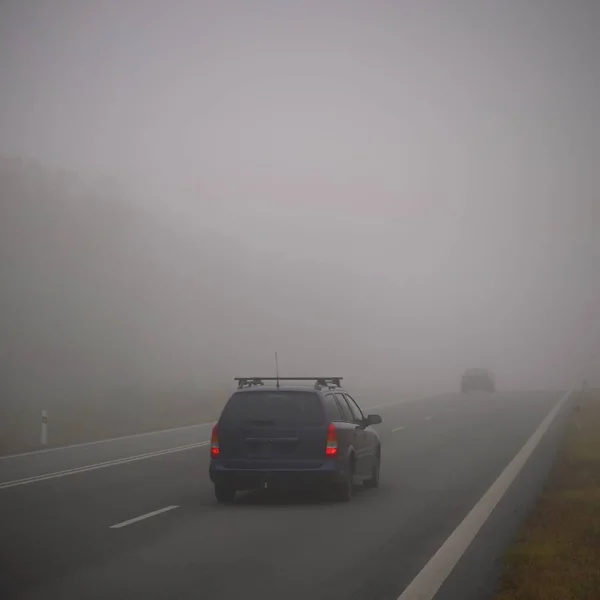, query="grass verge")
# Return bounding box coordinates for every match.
[493,389,600,600]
